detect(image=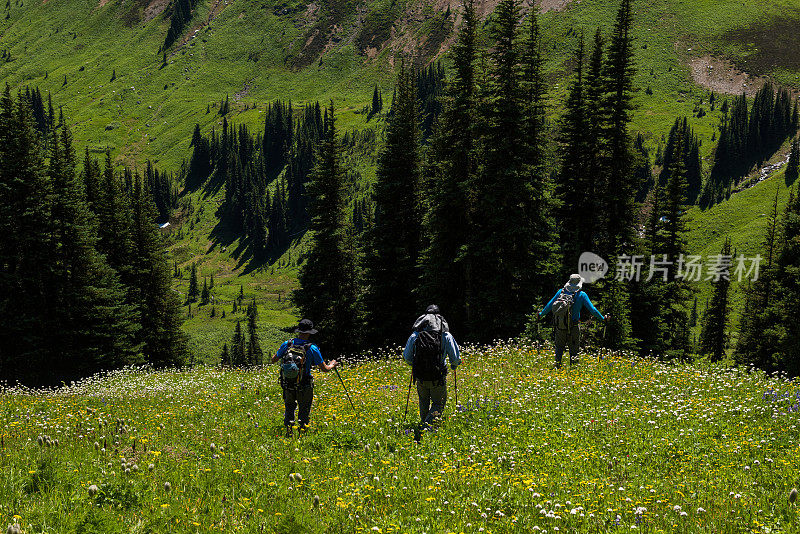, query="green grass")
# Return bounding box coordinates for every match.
[4,0,800,358]
[685,158,797,343]
[2,341,800,532]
